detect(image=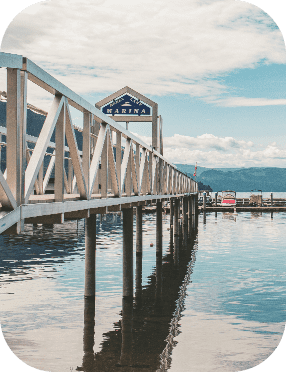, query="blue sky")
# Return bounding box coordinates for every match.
[1,0,286,168]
